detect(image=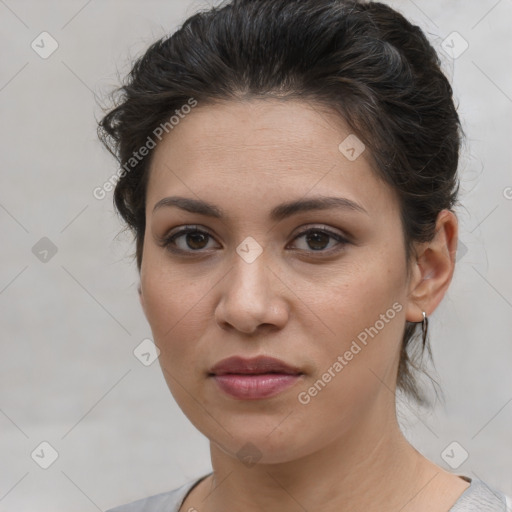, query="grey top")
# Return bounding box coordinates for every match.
[106,474,511,512]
